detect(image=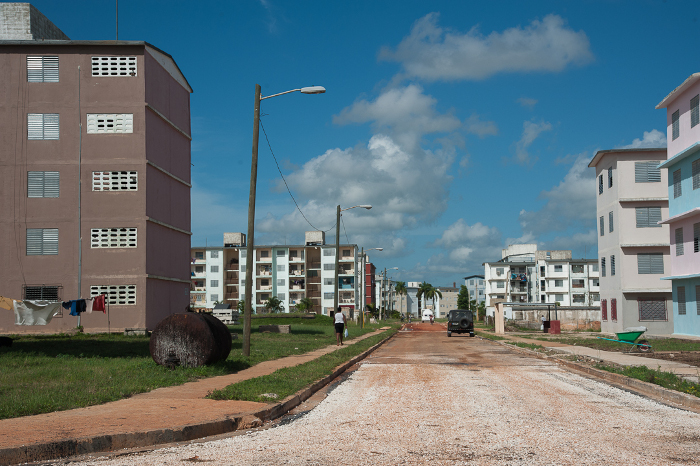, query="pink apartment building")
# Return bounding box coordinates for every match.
[589,148,673,335]
[0,4,193,333]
